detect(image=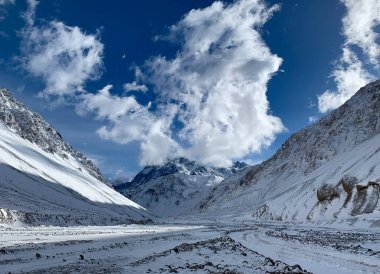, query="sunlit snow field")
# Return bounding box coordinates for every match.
[1,221,379,273]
